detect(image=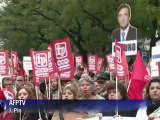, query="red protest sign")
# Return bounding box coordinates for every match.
[97,57,104,72]
[60,71,74,80]
[2,88,15,99]
[51,37,72,73]
[48,44,57,75]
[0,50,9,76]
[115,41,128,79]
[75,56,83,67]
[88,55,97,72]
[30,49,49,85]
[11,51,18,81]
[59,53,74,80]
[106,54,116,73]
